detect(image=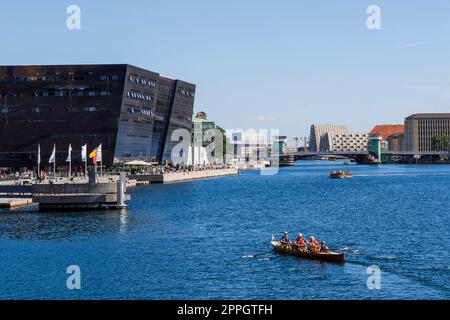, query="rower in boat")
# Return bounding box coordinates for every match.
[281,232,289,244]
[308,236,320,253]
[280,232,292,250]
[320,241,331,253]
[295,233,307,251]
